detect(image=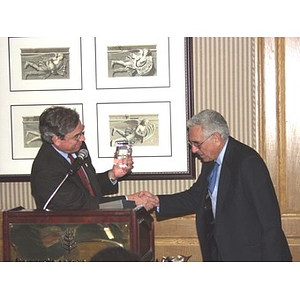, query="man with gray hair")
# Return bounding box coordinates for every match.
[143,109,292,261]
